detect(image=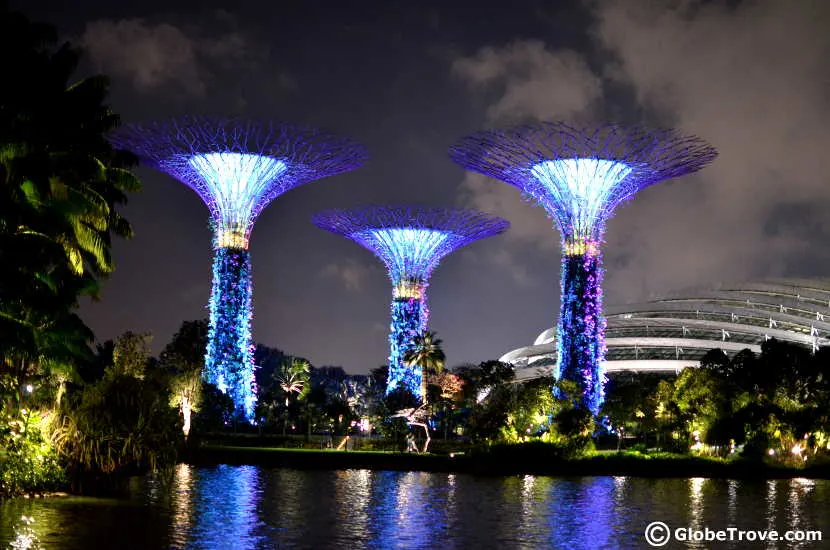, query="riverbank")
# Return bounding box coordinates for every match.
[182,445,830,479]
